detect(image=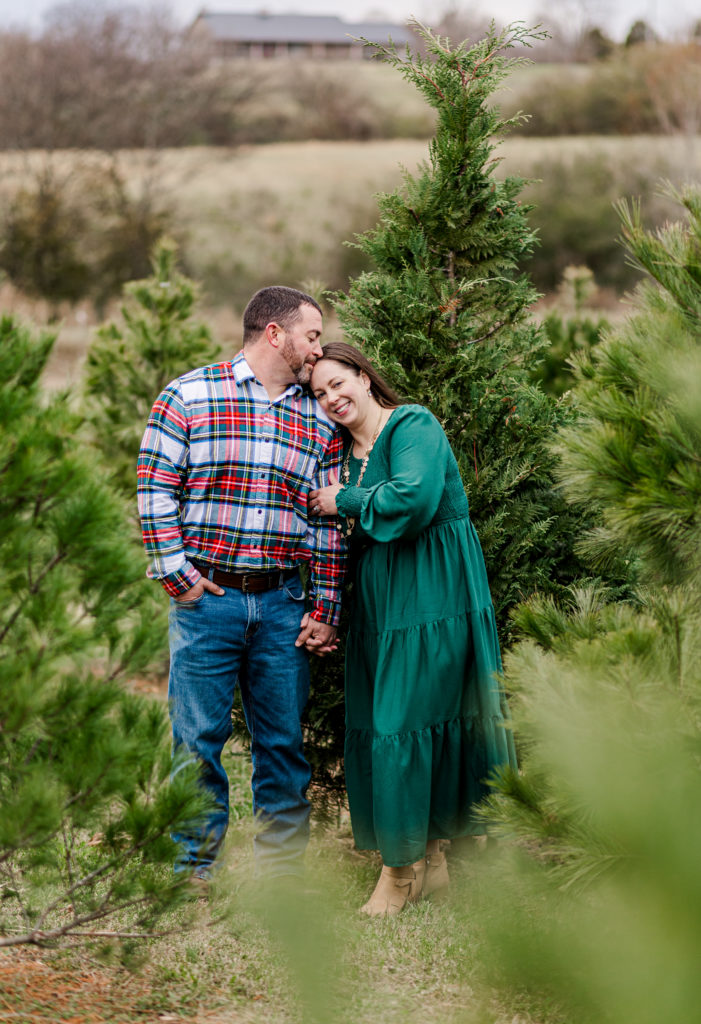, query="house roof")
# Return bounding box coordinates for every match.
[194,11,415,47]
